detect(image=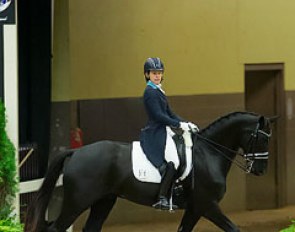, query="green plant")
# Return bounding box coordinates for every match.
[0,217,23,232]
[0,99,18,219]
[280,220,295,232]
